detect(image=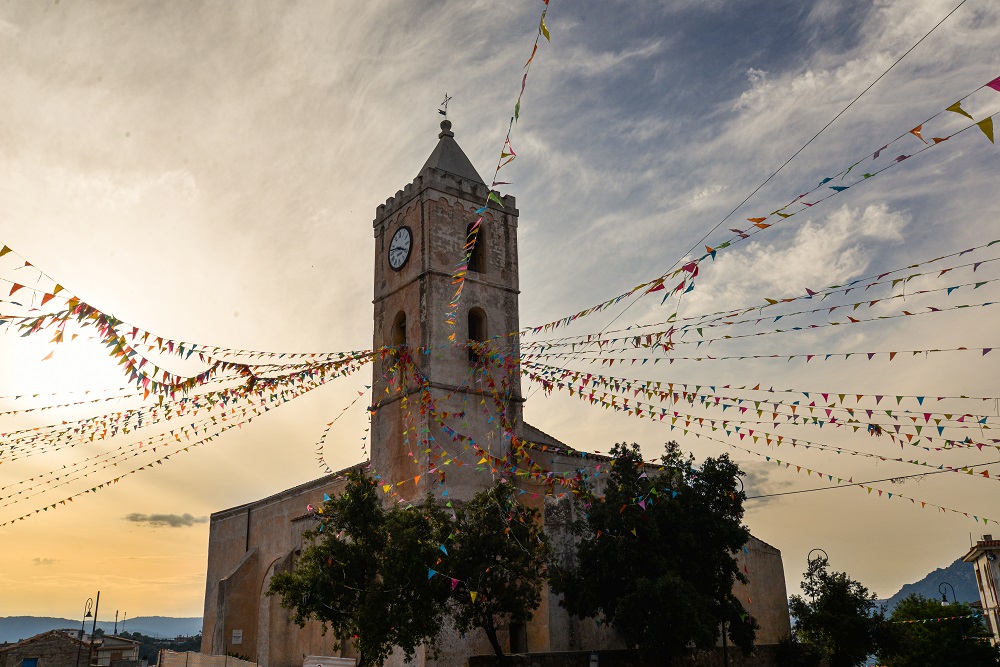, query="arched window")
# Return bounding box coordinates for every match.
[467,221,485,273]
[390,311,407,373]
[392,311,407,349]
[468,308,487,365]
